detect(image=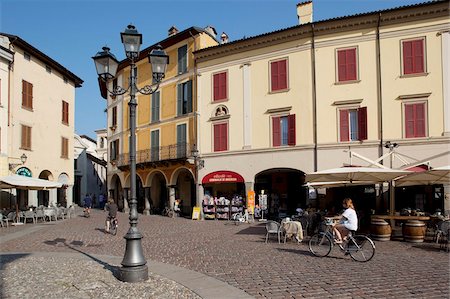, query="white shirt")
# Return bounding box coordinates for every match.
[342,208,358,231]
